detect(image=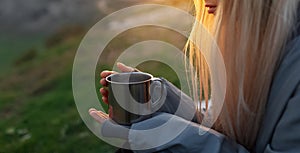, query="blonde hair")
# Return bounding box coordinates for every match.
[185,0,299,149]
